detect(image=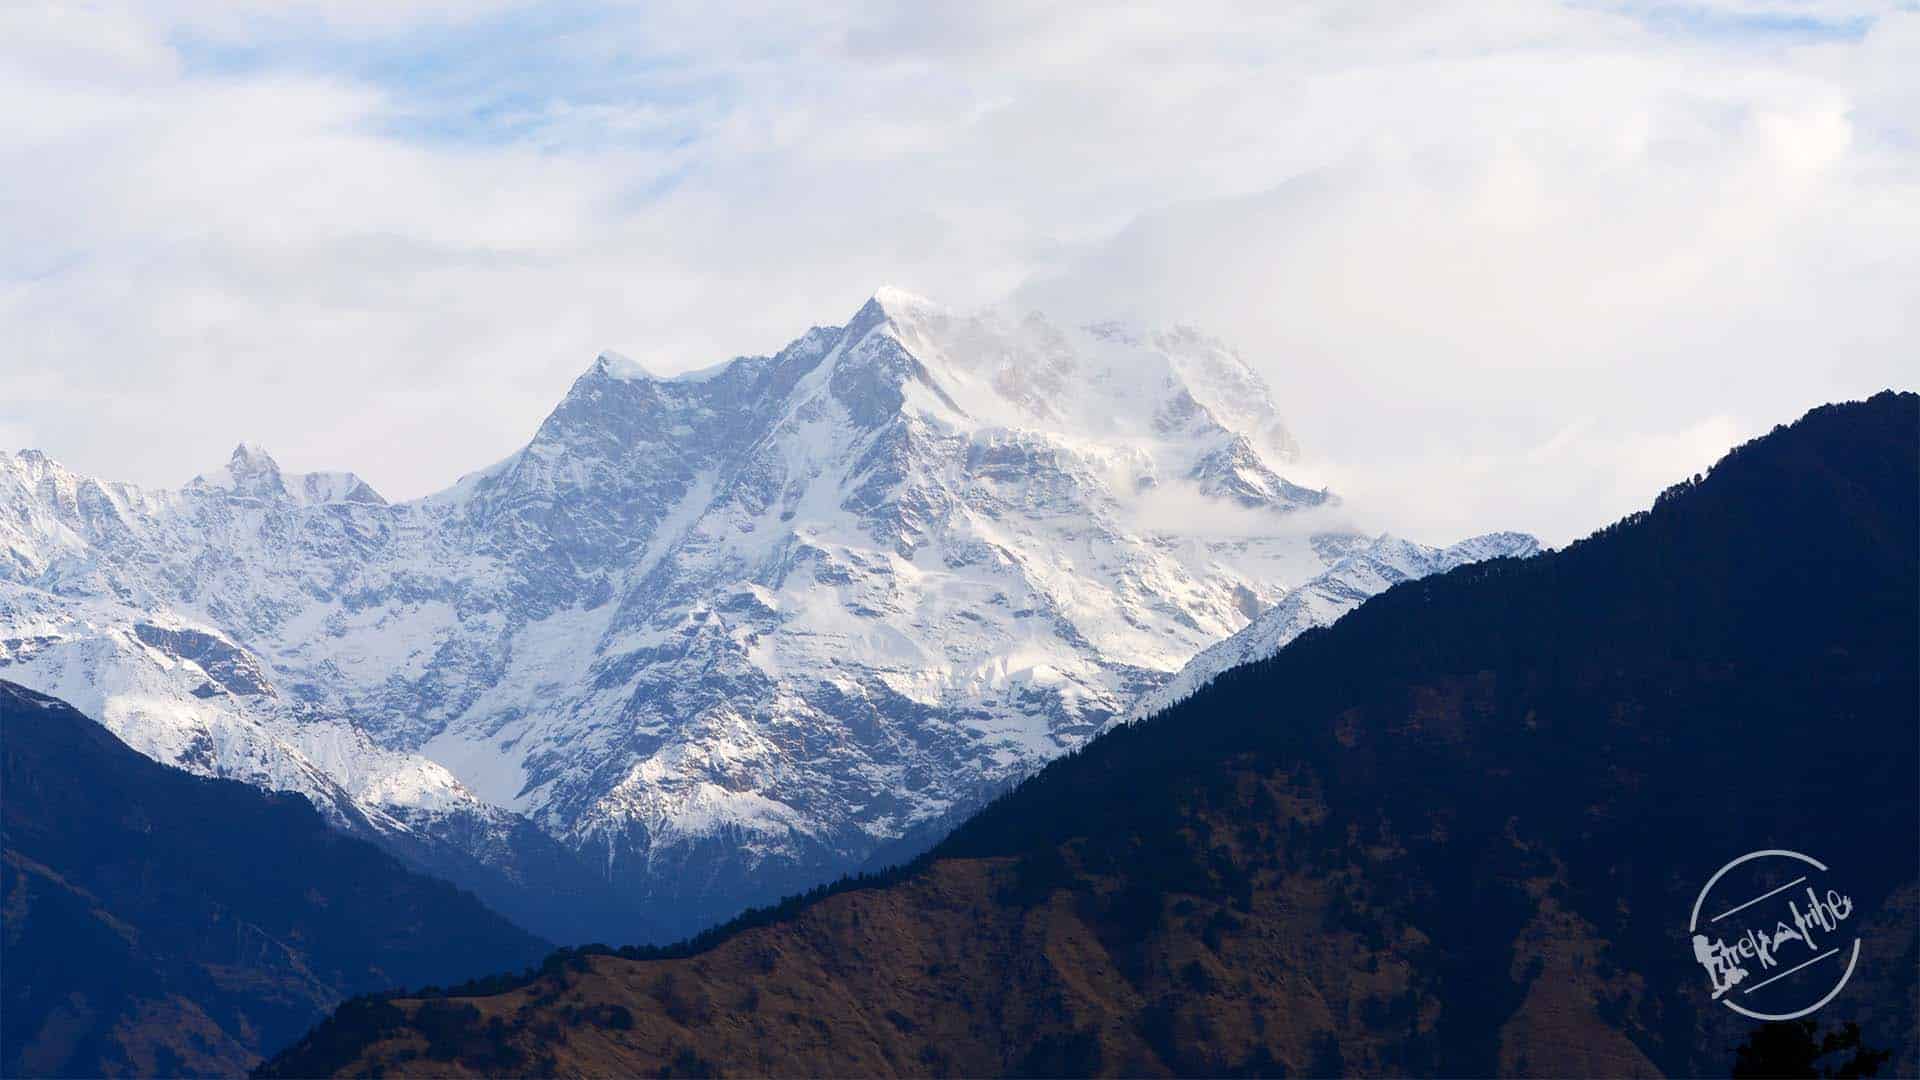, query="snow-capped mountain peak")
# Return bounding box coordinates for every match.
[0,291,1535,938]
[215,442,284,496]
[1121,529,1543,725]
[188,443,386,507]
[869,283,940,313]
[591,350,656,381]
